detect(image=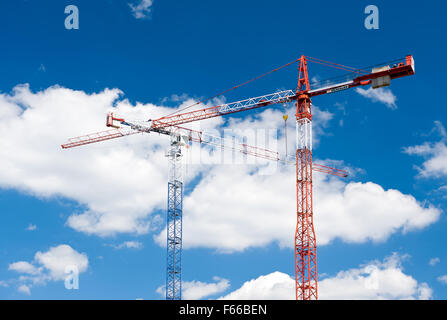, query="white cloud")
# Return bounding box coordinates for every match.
[34,245,88,281]
[356,87,397,109]
[0,85,228,237]
[220,254,432,300]
[220,272,291,300]
[157,276,230,300]
[318,254,432,300]
[9,261,41,275]
[182,277,230,300]
[429,257,440,266]
[315,179,440,245]
[438,275,447,284]
[8,244,88,294]
[418,283,433,300]
[18,284,31,295]
[111,241,143,249]
[405,142,447,177]
[129,0,153,19]
[437,186,447,197]
[0,85,179,237]
[26,224,37,231]
[432,120,447,138]
[0,281,8,287]
[154,163,440,252]
[404,122,447,178]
